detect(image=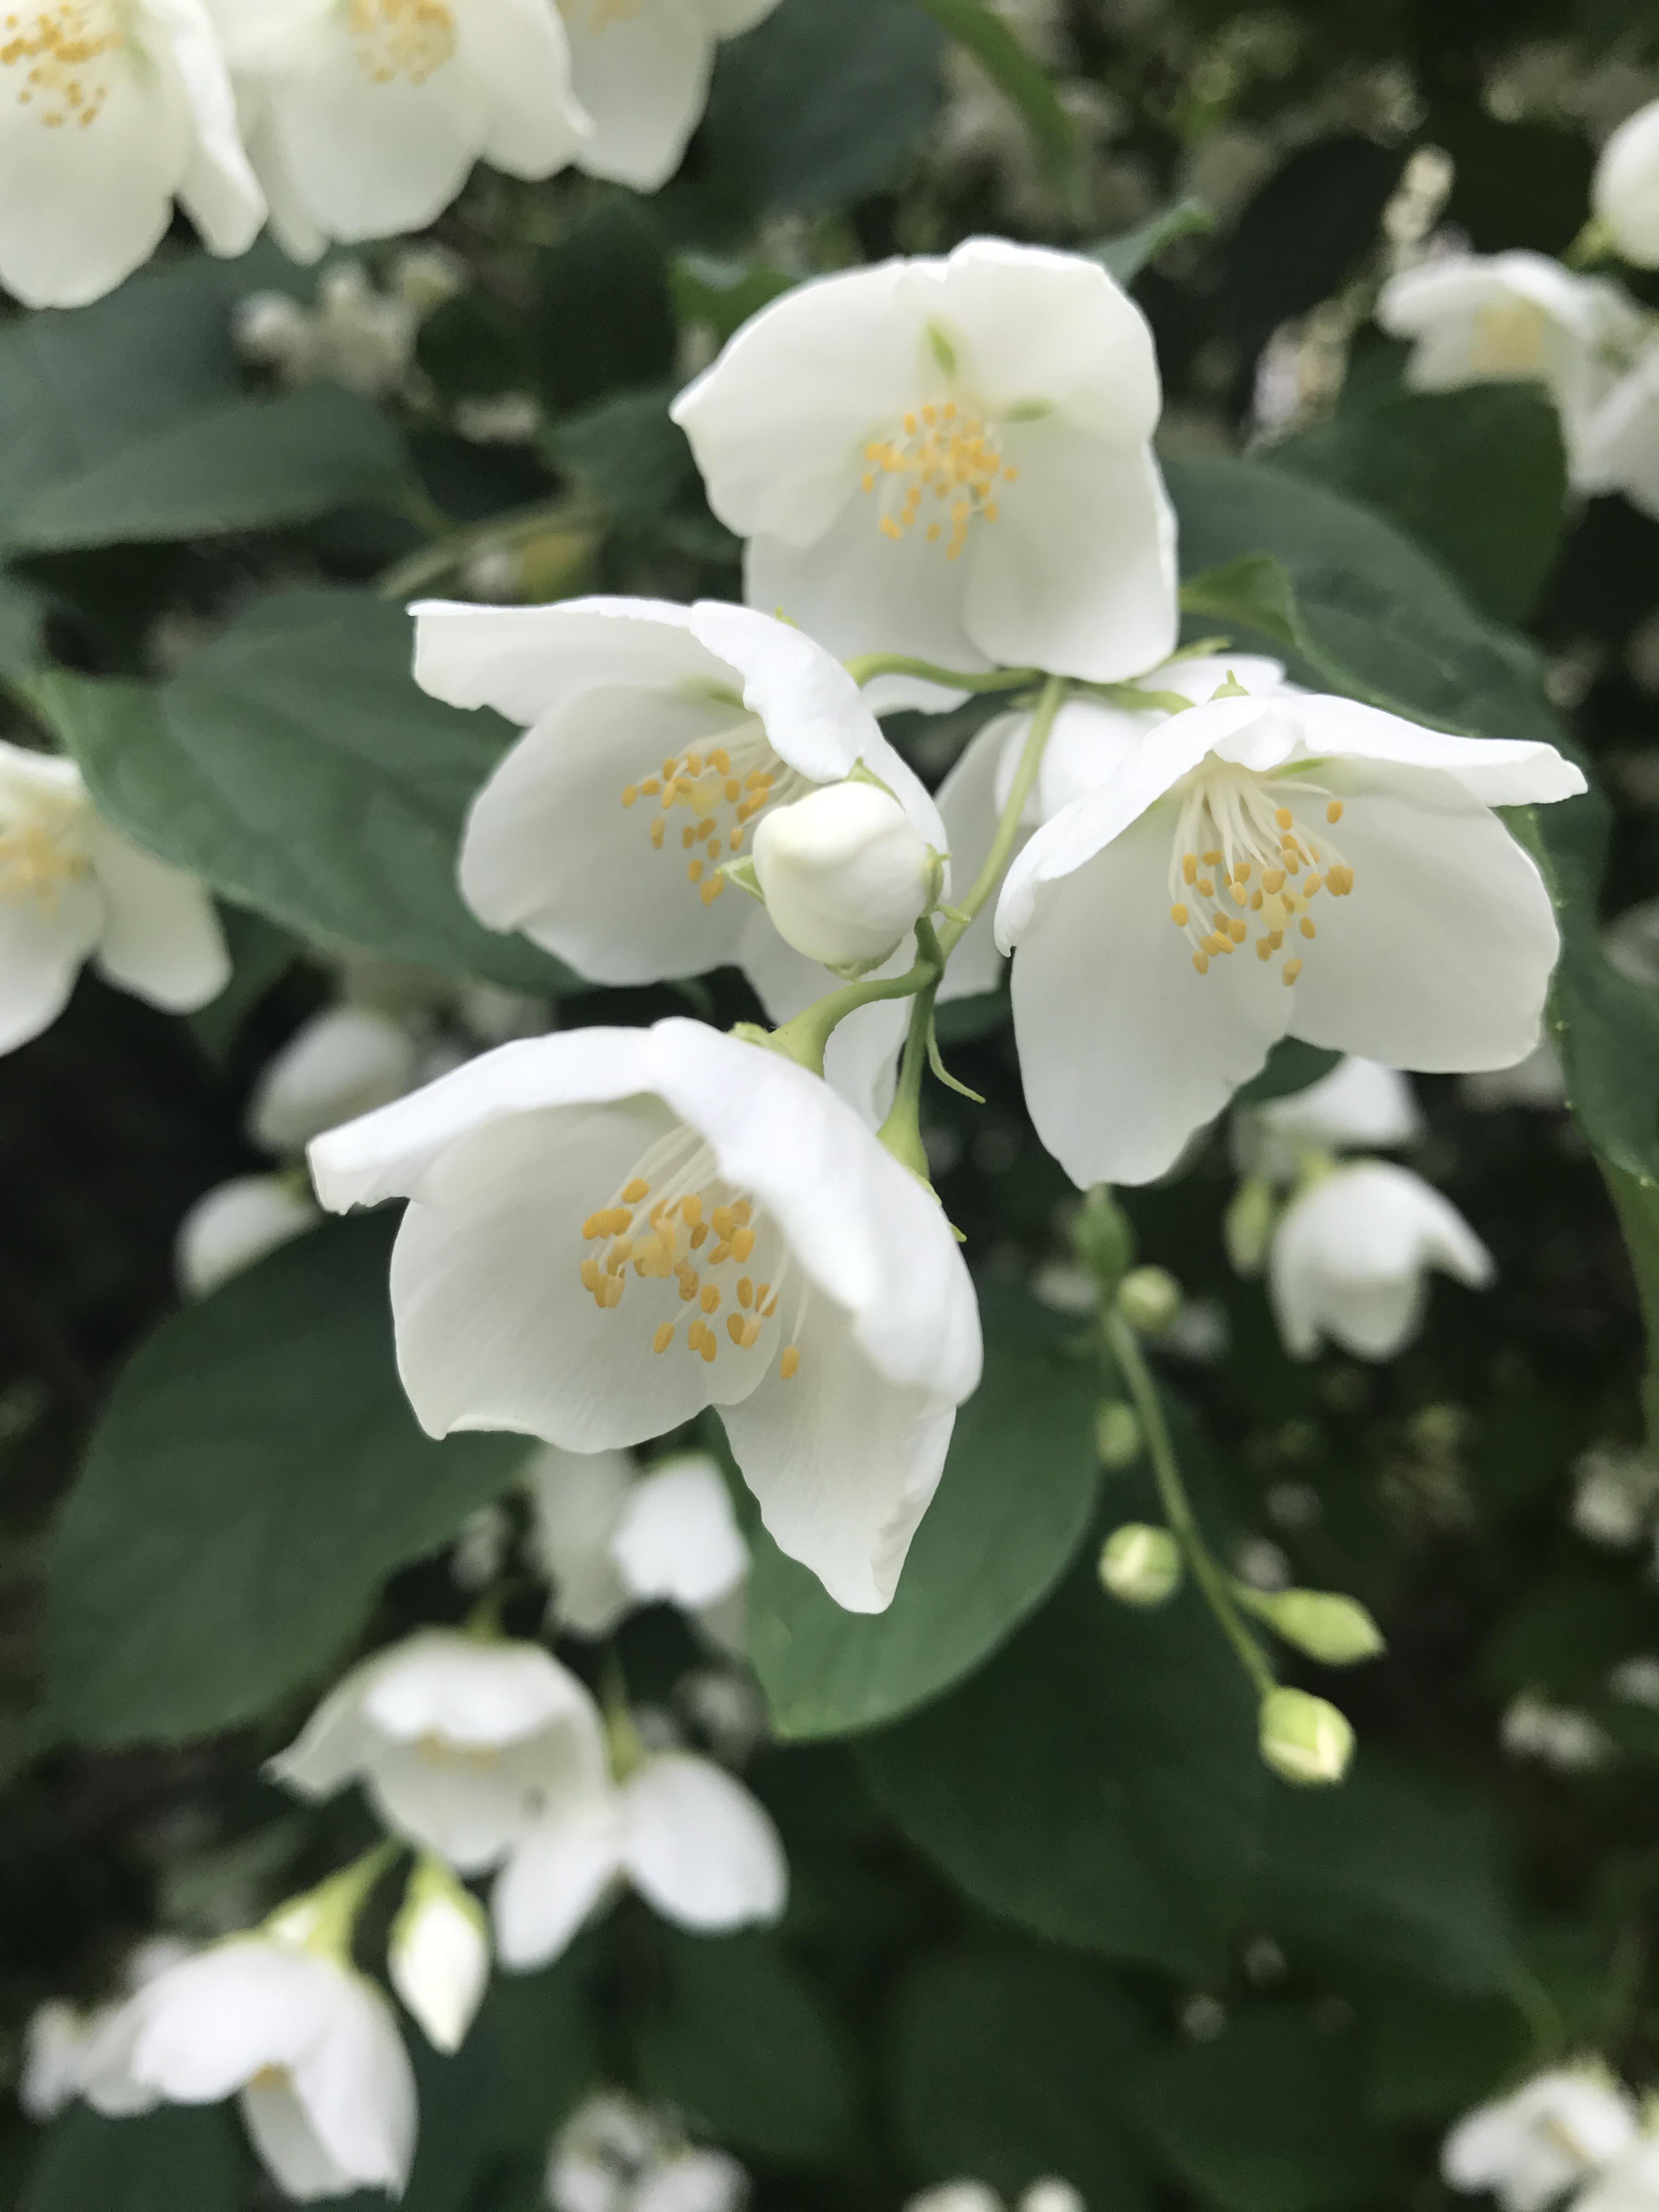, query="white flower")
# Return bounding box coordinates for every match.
[0,0,263,310]
[753,781,935,970]
[670,239,1178,708]
[546,2092,748,2212]
[906,2187,1005,2212]
[1443,2070,1637,2211]
[268,1628,612,1872]
[212,0,590,261]
[175,1173,320,1299]
[1233,1056,1421,1184]
[1501,1694,1615,1775]
[0,743,229,1056]
[1268,1160,1494,1361]
[250,1003,423,1153]
[1376,252,1646,465]
[307,1019,982,1612]
[1020,2185,1085,2212]
[1577,2142,1659,2212]
[527,1446,748,1638]
[20,1999,96,2120]
[81,1934,416,2203]
[1595,98,1659,268]
[936,654,1288,997]
[493,1745,786,1969]
[993,688,1584,1187]
[388,1857,491,2054]
[235,261,421,398]
[634,2148,750,2212]
[1572,1445,1659,1549]
[1572,349,1659,521]
[557,0,781,193]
